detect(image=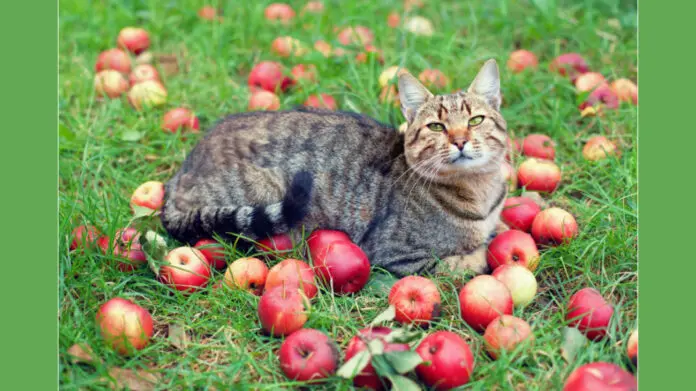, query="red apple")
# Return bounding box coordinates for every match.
[492,264,538,308]
[160,247,211,292]
[279,328,338,381]
[522,134,556,160]
[194,238,227,269]
[70,225,101,251]
[566,287,614,340]
[387,12,400,28]
[344,327,409,390]
[265,258,318,299]
[96,297,154,355]
[517,158,561,193]
[307,229,352,261]
[483,315,534,360]
[583,136,618,161]
[549,53,589,82]
[304,94,337,110]
[418,69,449,89]
[248,61,294,93]
[563,362,637,391]
[162,108,200,134]
[117,27,150,55]
[507,50,538,73]
[627,329,638,366]
[531,207,578,245]
[579,84,619,112]
[459,275,513,332]
[108,227,147,272]
[337,25,374,46]
[95,48,131,73]
[130,180,165,211]
[224,257,269,295]
[302,1,325,14]
[264,3,296,24]
[575,72,607,93]
[248,90,280,111]
[291,64,318,84]
[314,241,370,294]
[501,197,541,232]
[127,80,167,110]
[94,70,128,98]
[415,331,474,390]
[487,229,540,271]
[271,36,307,58]
[314,40,332,57]
[388,276,441,326]
[198,6,221,21]
[258,285,308,336]
[256,233,294,258]
[129,64,160,87]
[610,78,637,105]
[355,45,385,65]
